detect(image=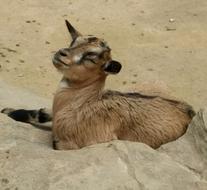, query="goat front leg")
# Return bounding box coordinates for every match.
[1,107,52,131]
[53,139,79,150]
